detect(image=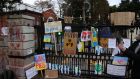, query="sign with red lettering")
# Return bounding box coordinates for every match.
[63,32,78,55]
[35,54,47,70]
